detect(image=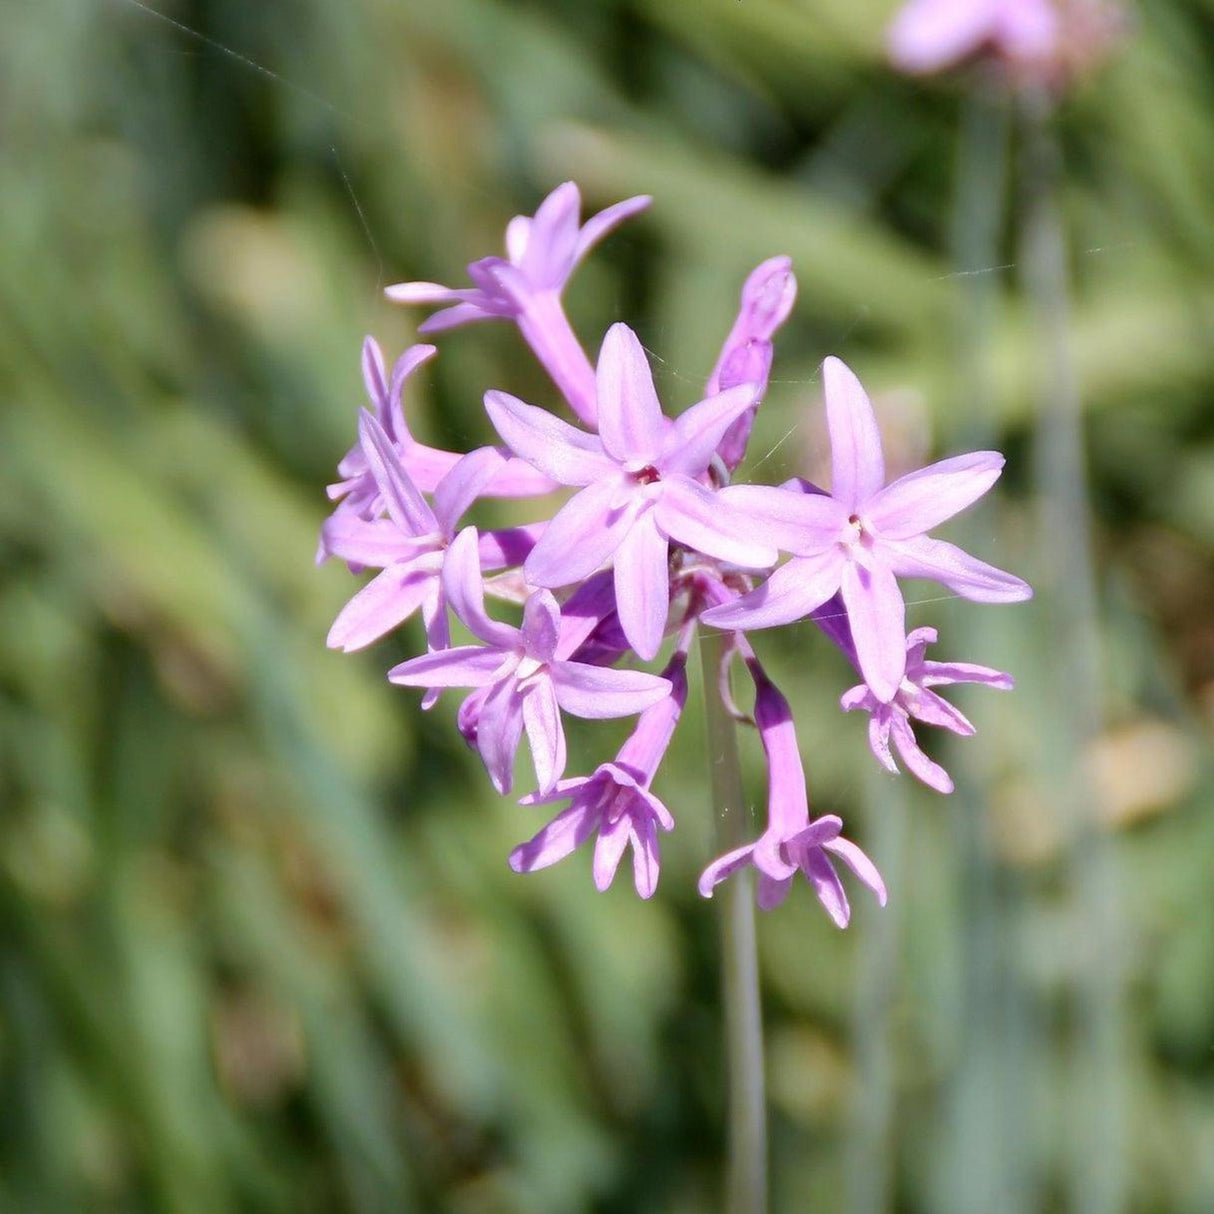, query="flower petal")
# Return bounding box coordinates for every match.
[484,458,558,498]
[629,817,661,899]
[477,677,526,795]
[385,344,439,434]
[442,527,520,649]
[320,516,440,568]
[607,775,676,833]
[523,480,635,588]
[550,662,671,719]
[519,182,582,287]
[479,523,545,570]
[593,812,632,892]
[657,384,759,478]
[887,0,999,73]
[432,446,542,538]
[358,410,438,536]
[802,849,851,928]
[823,356,885,512]
[717,484,847,555]
[505,214,531,264]
[700,549,846,632]
[523,677,566,794]
[757,873,794,911]
[384,281,463,306]
[905,687,975,735]
[596,324,665,462]
[882,535,1033,603]
[823,836,888,907]
[509,802,598,872]
[612,513,670,662]
[840,557,907,703]
[654,477,779,569]
[888,711,954,794]
[697,843,757,898]
[388,646,511,689]
[552,570,618,659]
[867,710,899,774]
[484,390,614,486]
[517,775,594,808]
[919,659,1014,690]
[866,451,1004,539]
[573,195,651,264]
[416,302,496,333]
[521,591,561,662]
[327,566,436,652]
[361,336,389,412]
